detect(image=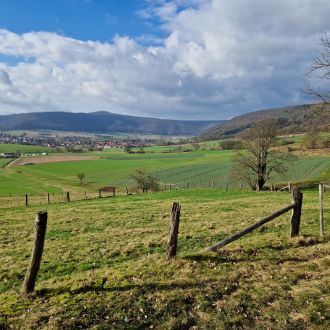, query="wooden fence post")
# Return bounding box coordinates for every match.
[126,188,129,195]
[113,187,116,196]
[166,203,181,260]
[212,180,214,188]
[22,212,48,294]
[85,191,87,199]
[290,188,303,237]
[25,194,28,206]
[239,183,242,191]
[226,183,229,191]
[99,189,101,198]
[66,192,70,202]
[47,193,50,204]
[319,183,324,236]
[288,182,291,192]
